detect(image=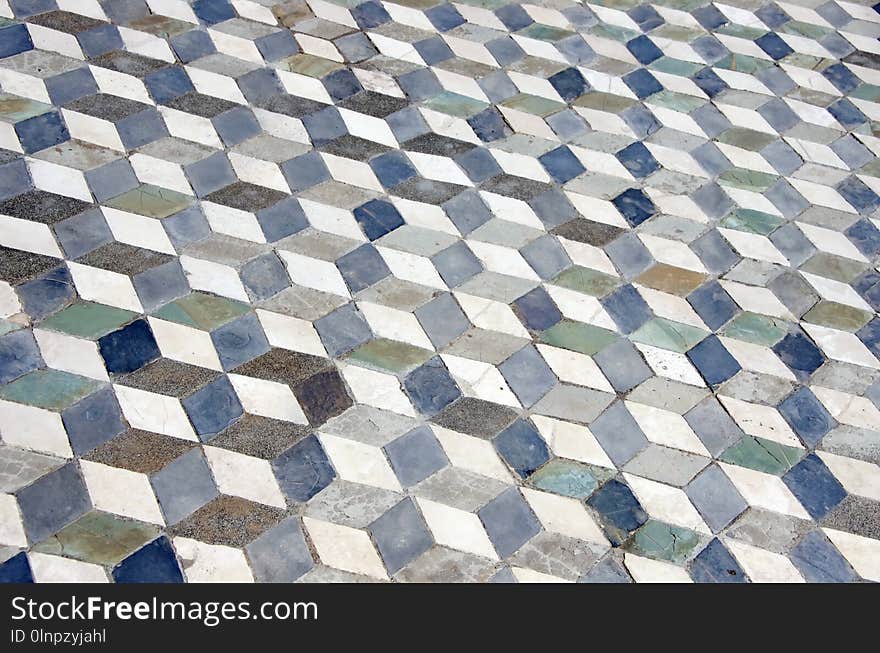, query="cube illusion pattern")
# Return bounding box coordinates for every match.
[0,0,879,584]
